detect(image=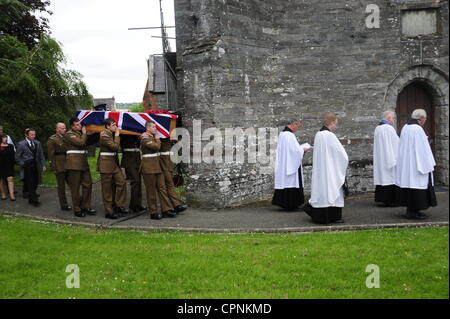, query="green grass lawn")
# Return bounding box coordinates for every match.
[0,215,447,299]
